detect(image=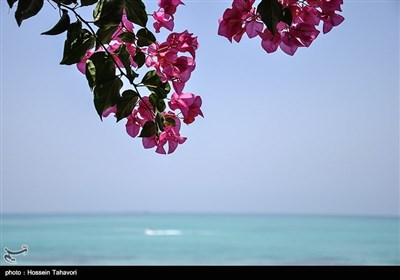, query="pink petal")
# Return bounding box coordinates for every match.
[102,106,117,118]
[323,21,333,34]
[168,140,179,154]
[259,29,280,54]
[172,81,185,94]
[142,136,157,149]
[126,117,140,138]
[155,144,167,154]
[77,60,86,74]
[246,21,263,39]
